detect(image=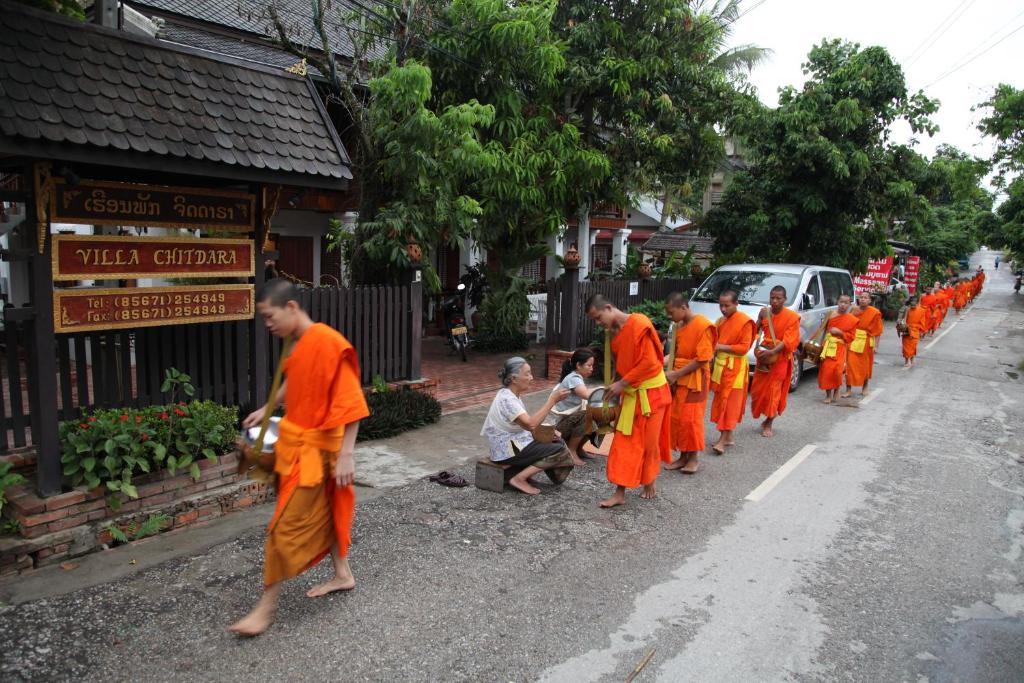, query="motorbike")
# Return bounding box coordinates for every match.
[442,283,470,362]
